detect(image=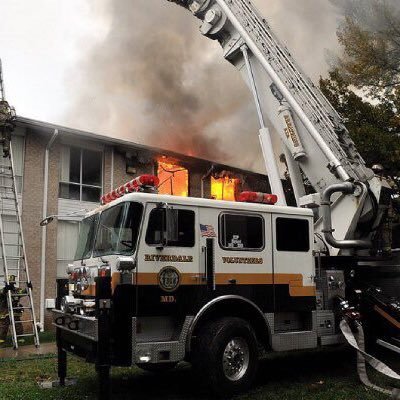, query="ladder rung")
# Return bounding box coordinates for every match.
[11,293,27,297]
[14,320,34,323]
[16,334,35,337]
[13,306,32,310]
